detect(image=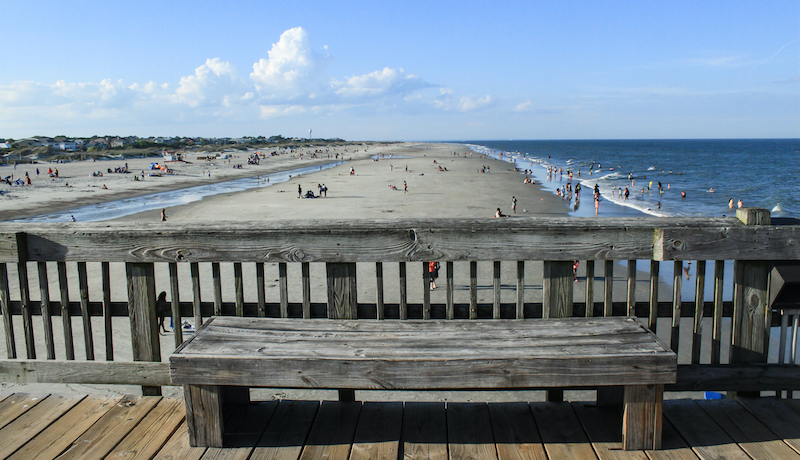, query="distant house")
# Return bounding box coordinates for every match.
[0,143,11,149]
[53,141,77,151]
